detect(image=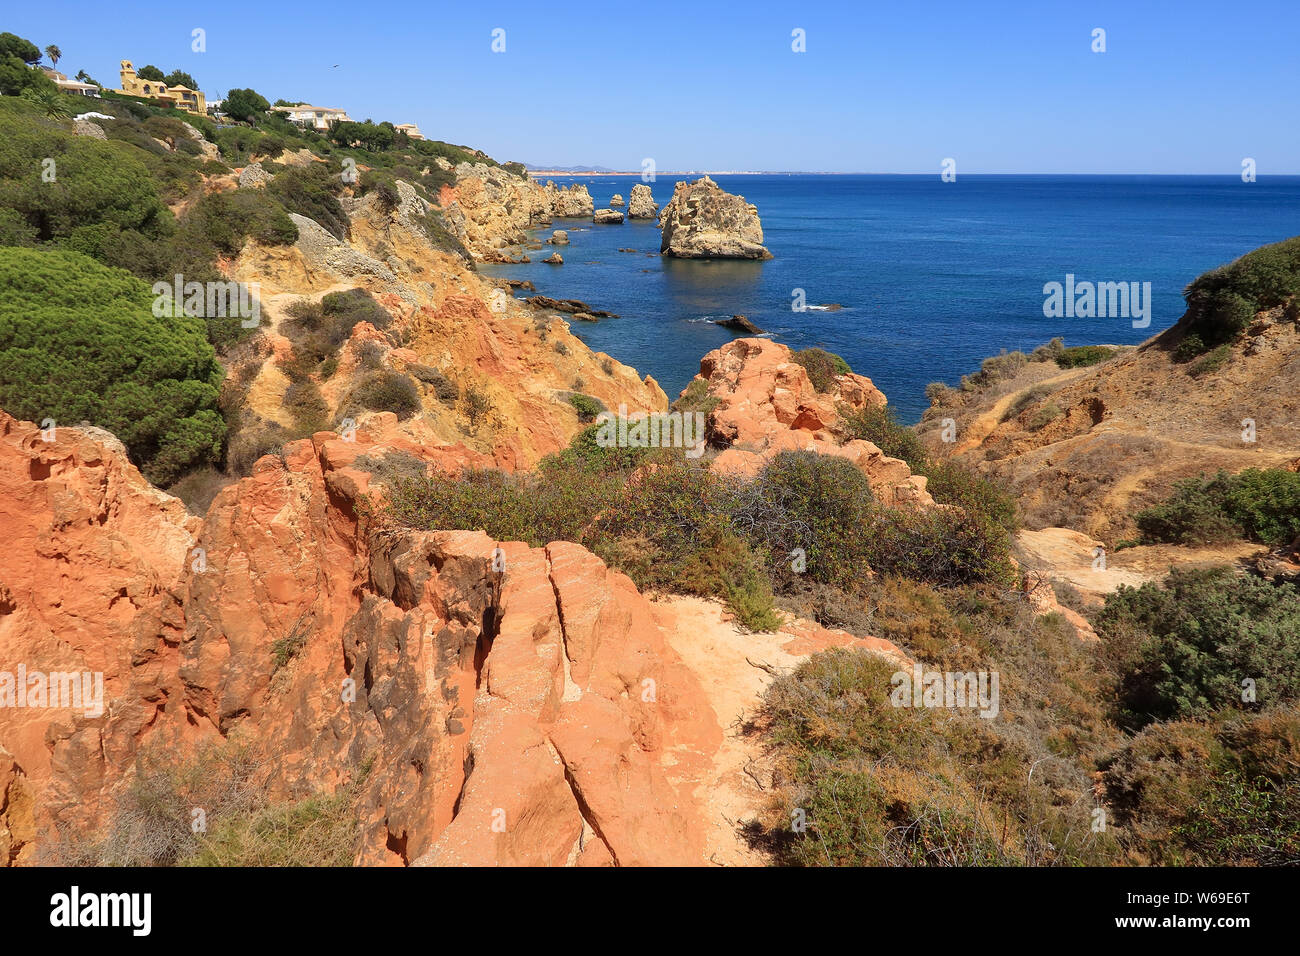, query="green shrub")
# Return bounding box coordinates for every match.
[1188,343,1231,377]
[1095,567,1300,728]
[728,451,876,592]
[960,350,1027,391]
[0,248,224,485]
[266,164,349,241]
[792,348,851,392]
[409,364,459,401]
[346,371,421,420]
[670,377,720,418]
[922,460,1019,535]
[1029,337,1065,363]
[1183,236,1300,346]
[1135,469,1300,547]
[1175,331,1207,362]
[868,502,1015,588]
[1055,345,1117,368]
[568,393,605,423]
[1100,710,1300,865]
[460,385,492,432]
[1026,402,1063,431]
[841,402,927,472]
